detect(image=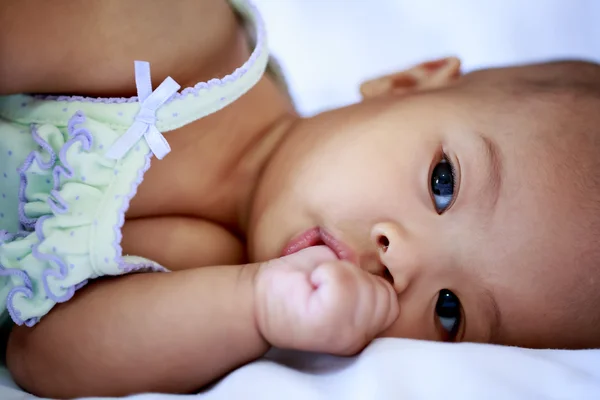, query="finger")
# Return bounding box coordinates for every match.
[309,260,354,289]
[279,245,338,271]
[375,276,400,330]
[312,261,370,353]
[308,261,355,322]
